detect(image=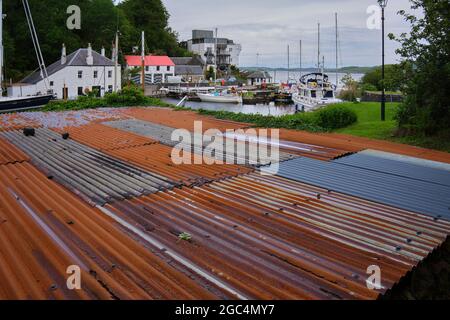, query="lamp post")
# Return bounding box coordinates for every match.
[378,0,388,121]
